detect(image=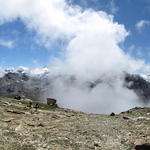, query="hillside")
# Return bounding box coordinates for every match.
[0,97,150,150]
